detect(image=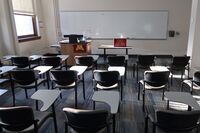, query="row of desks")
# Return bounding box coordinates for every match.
[1,55,200,132]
